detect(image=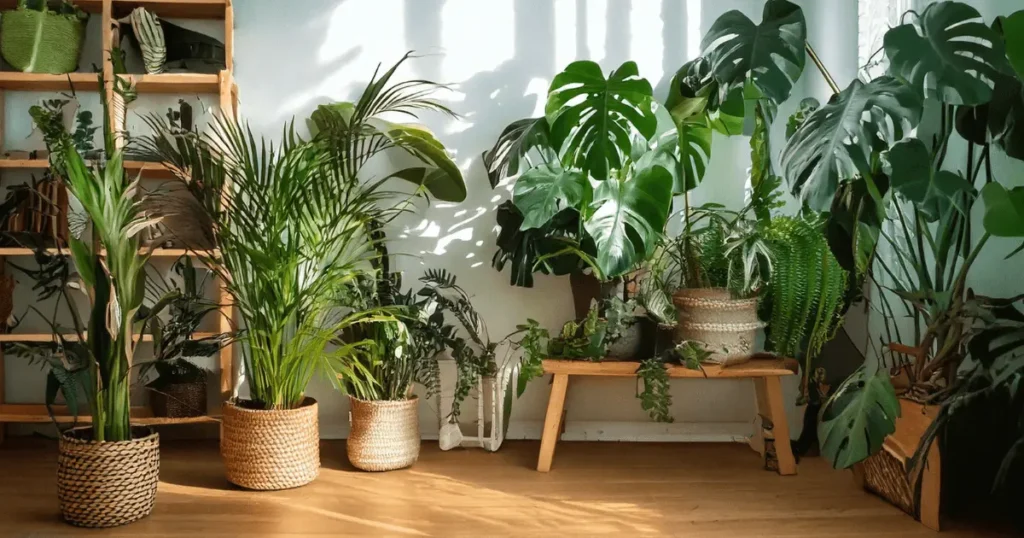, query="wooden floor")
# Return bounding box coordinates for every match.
[0,438,1008,537]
